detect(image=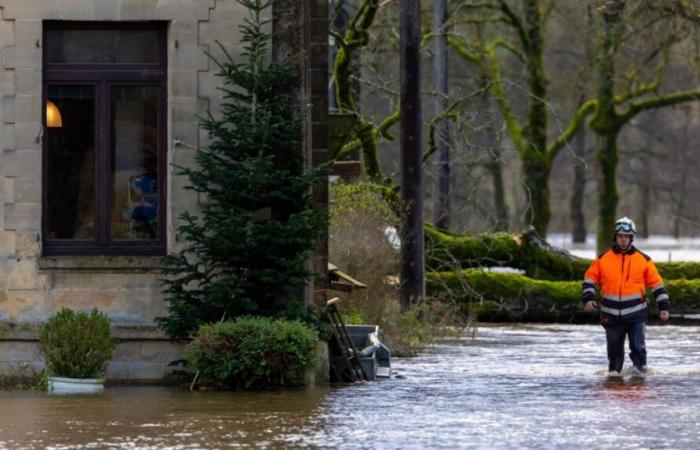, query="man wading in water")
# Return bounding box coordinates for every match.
[581,217,670,376]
